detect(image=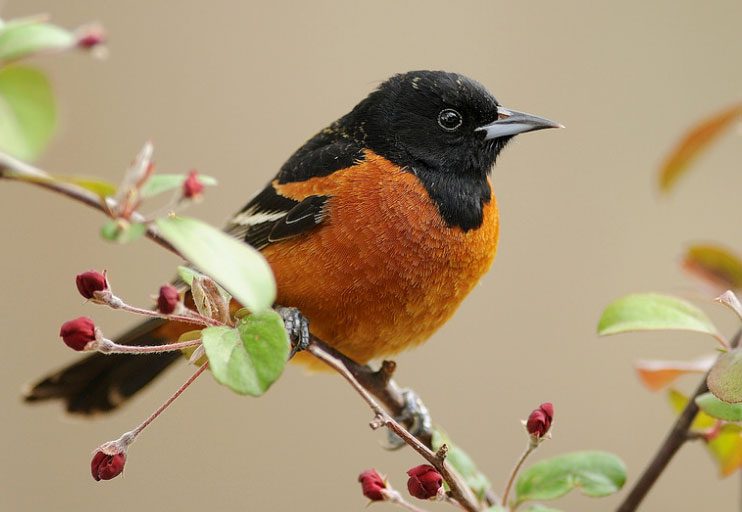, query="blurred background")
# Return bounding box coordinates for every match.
[1,1,741,510]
